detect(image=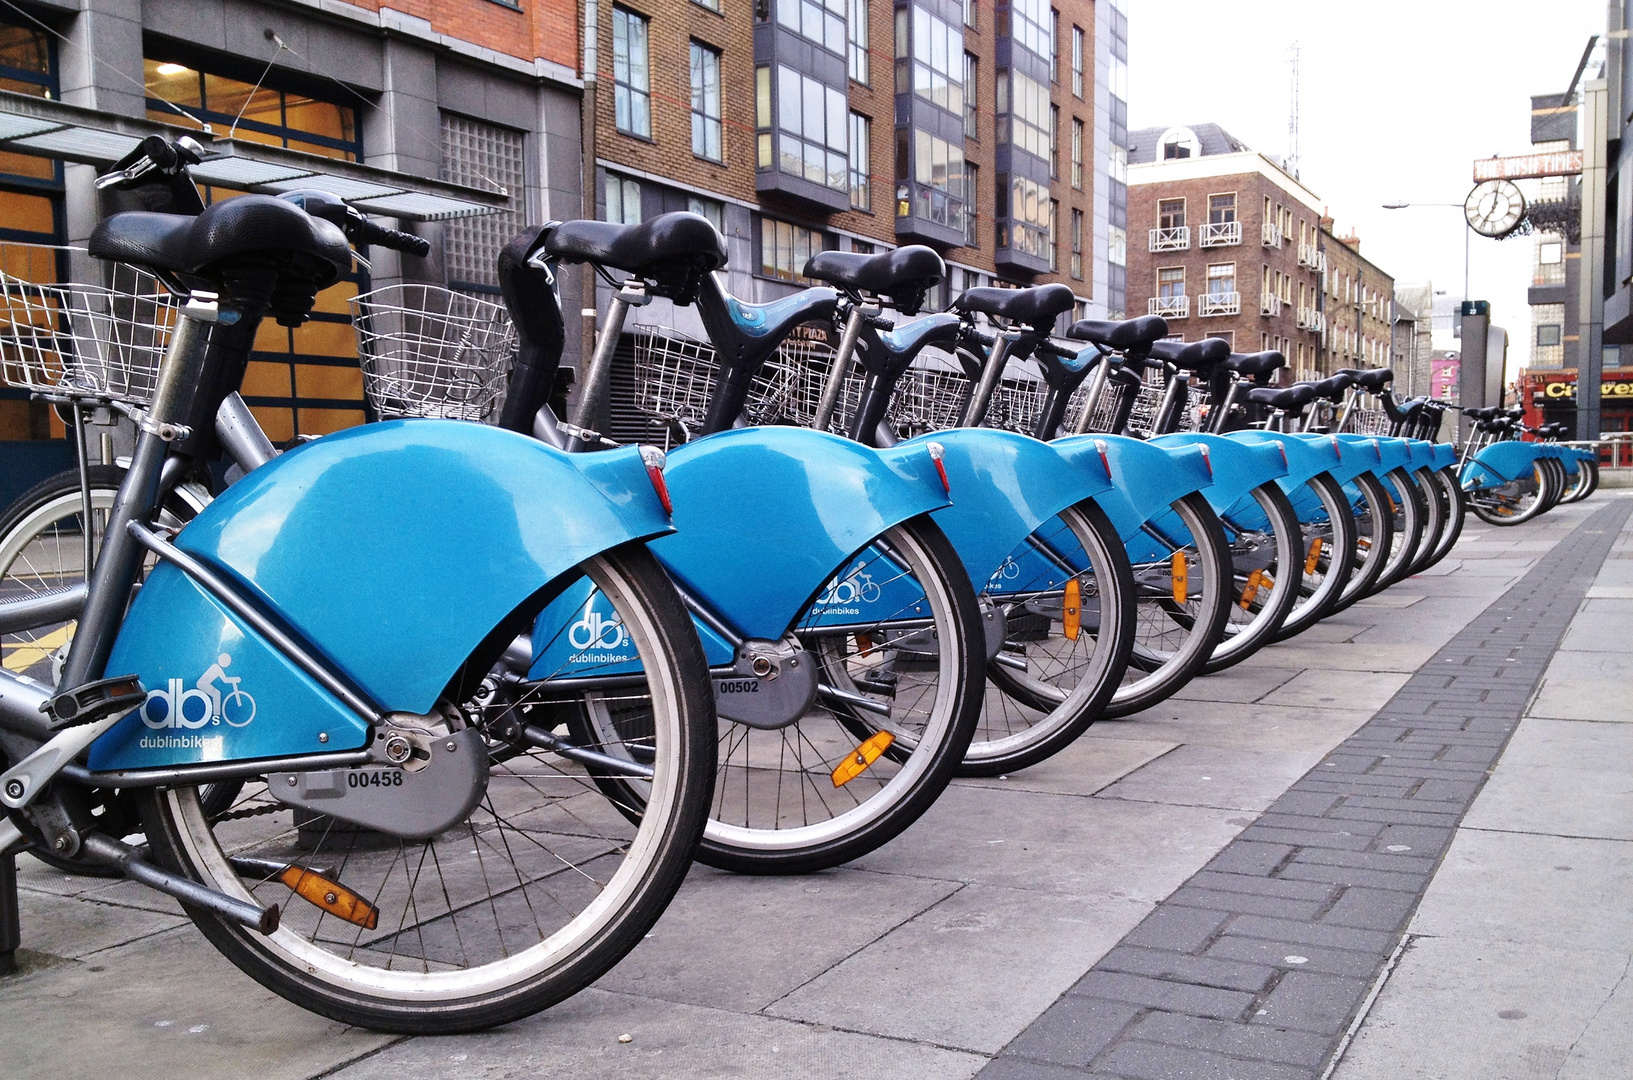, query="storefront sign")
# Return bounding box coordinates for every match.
[1536,378,1633,400]
[1473,150,1584,182]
